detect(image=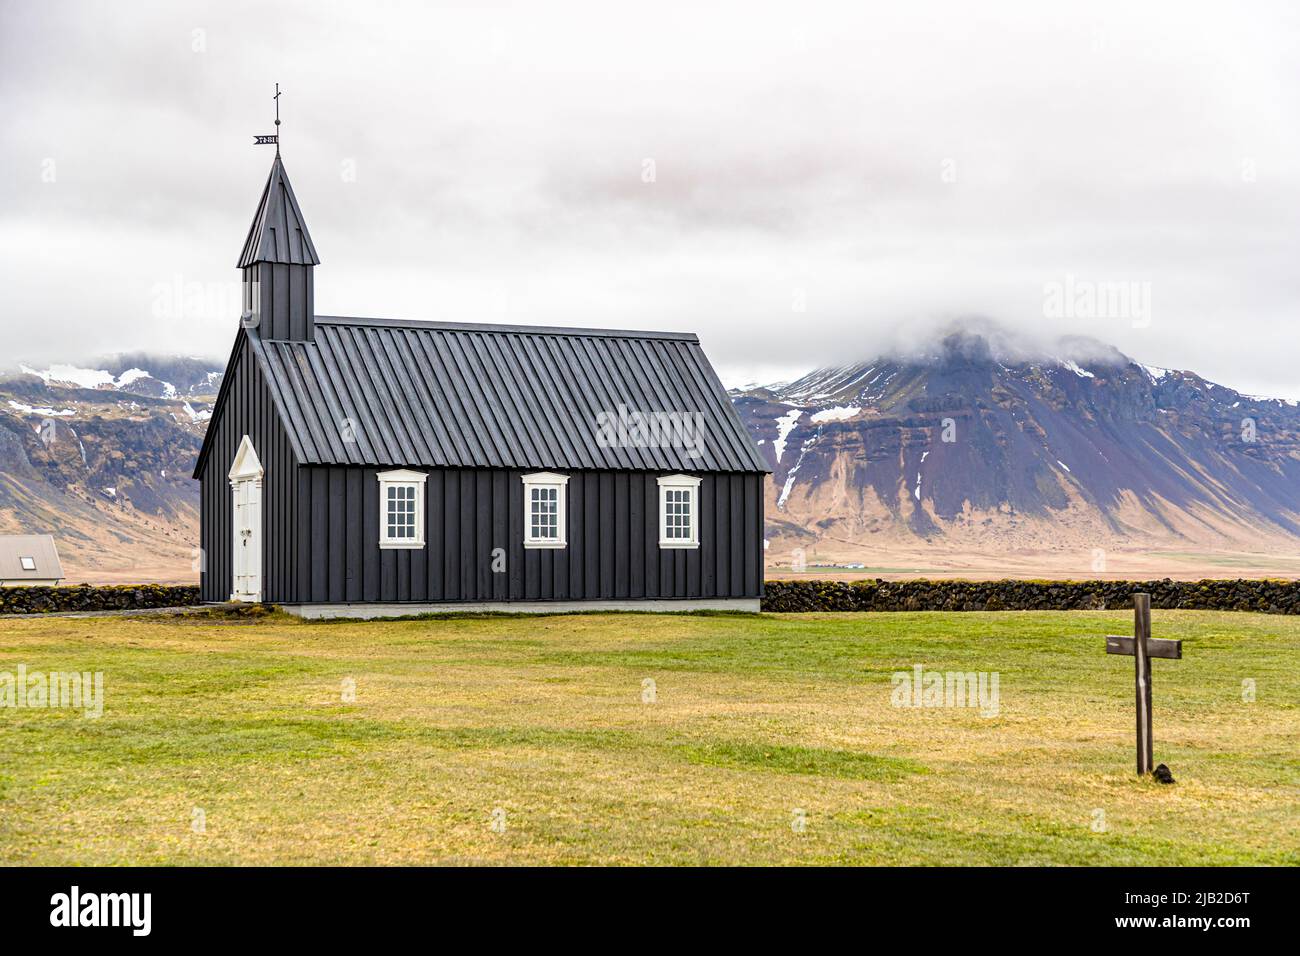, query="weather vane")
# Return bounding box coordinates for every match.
[253,83,282,152]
